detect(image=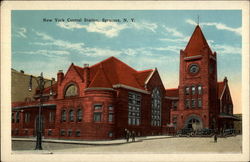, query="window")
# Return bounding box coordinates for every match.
[61,110,66,122]
[185,87,190,95]
[65,84,78,97]
[108,105,113,111]
[68,129,72,137]
[49,112,55,122]
[128,92,141,125]
[185,99,190,108]
[94,112,102,122]
[198,98,202,108]
[76,130,81,137]
[108,132,113,137]
[69,110,74,122]
[151,88,161,126]
[12,113,15,123]
[198,85,202,95]
[25,113,30,123]
[16,111,20,123]
[191,99,196,108]
[191,86,196,95]
[172,101,178,110]
[48,129,52,136]
[60,129,66,136]
[108,113,113,122]
[94,104,102,110]
[77,109,82,122]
